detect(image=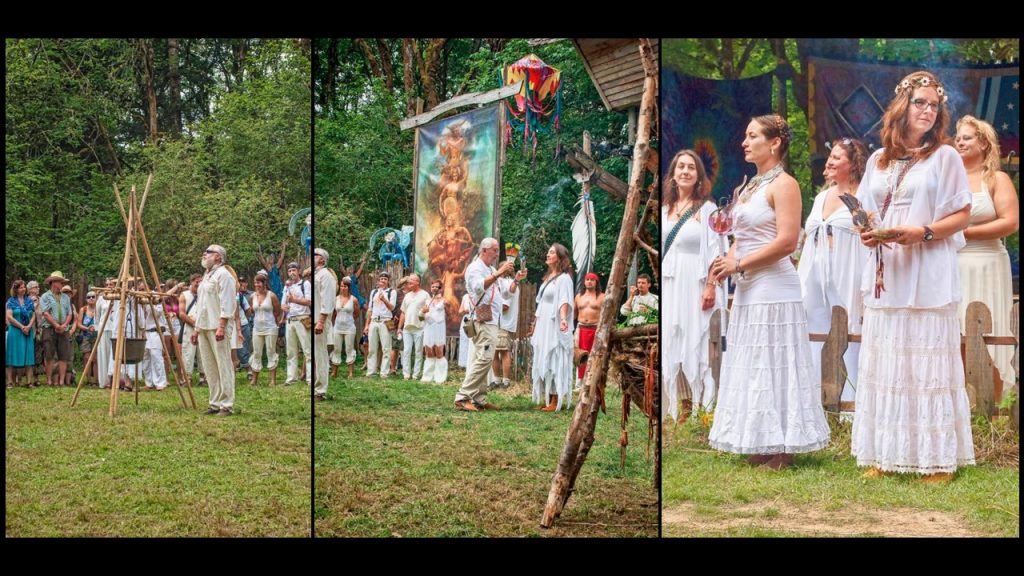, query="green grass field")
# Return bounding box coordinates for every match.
[663,416,1019,537]
[315,371,658,537]
[5,374,311,537]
